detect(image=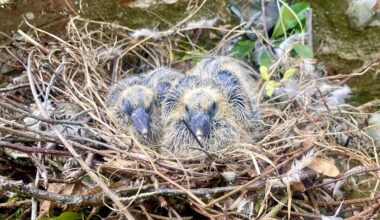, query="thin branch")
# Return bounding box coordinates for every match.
[0,100,85,126]
[0,175,102,206]
[17,30,49,54]
[0,141,71,156]
[306,167,380,191]
[0,83,32,93]
[26,49,135,220]
[0,169,322,208]
[0,199,31,208]
[206,147,310,207]
[43,56,70,108]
